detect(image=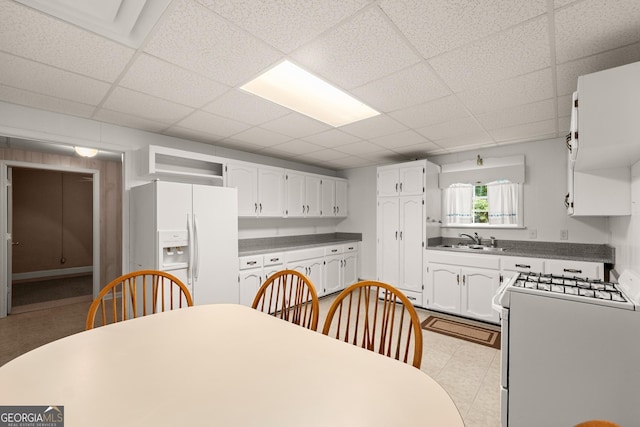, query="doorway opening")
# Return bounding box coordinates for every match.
[10,167,94,313]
